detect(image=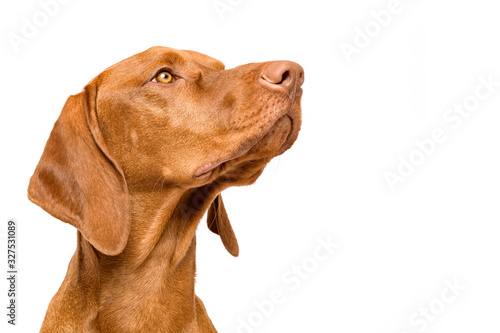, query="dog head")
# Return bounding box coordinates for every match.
[28,46,303,256]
